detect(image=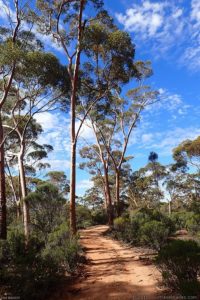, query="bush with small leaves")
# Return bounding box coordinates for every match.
[91,210,108,225]
[0,222,81,300]
[42,222,81,273]
[111,209,175,249]
[156,240,200,297]
[76,205,93,229]
[140,220,170,250]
